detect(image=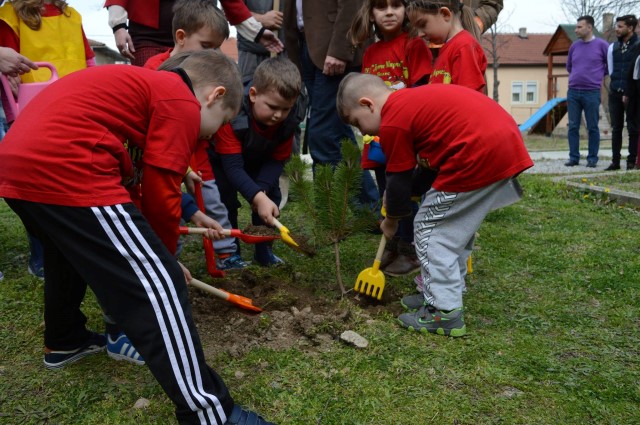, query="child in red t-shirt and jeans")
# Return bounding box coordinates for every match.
[337,73,533,337]
[349,0,433,277]
[210,57,306,266]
